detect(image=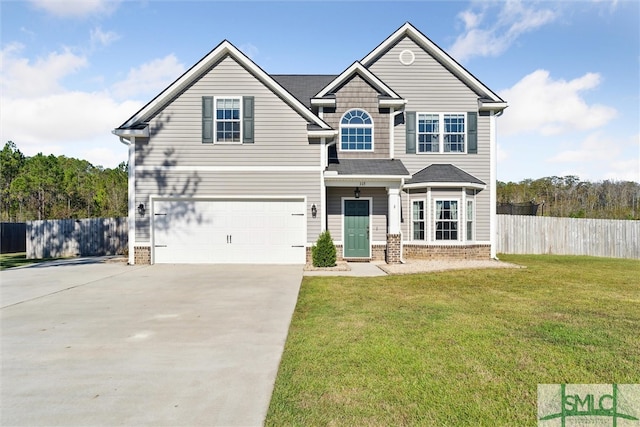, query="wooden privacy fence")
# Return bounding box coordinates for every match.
[497,215,639,259]
[27,217,128,259]
[1,222,27,253]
